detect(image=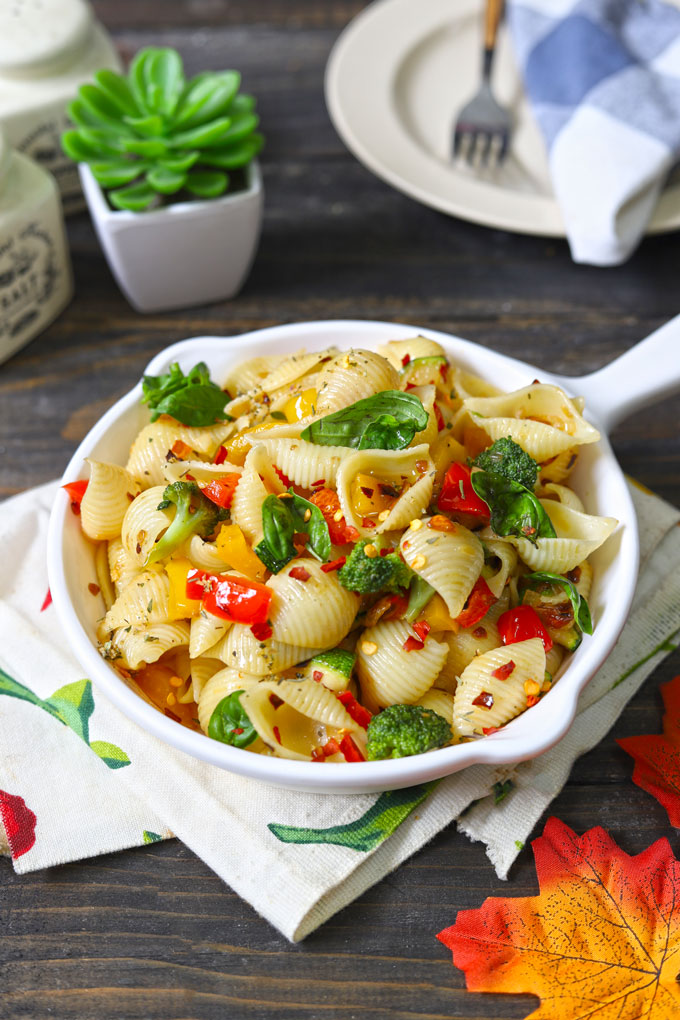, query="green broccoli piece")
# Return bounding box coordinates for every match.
[147,481,229,564]
[366,704,452,760]
[474,437,538,490]
[337,538,412,595]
